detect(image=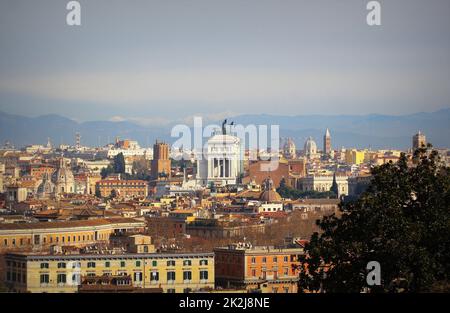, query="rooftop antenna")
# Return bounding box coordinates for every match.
[75,132,81,149]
